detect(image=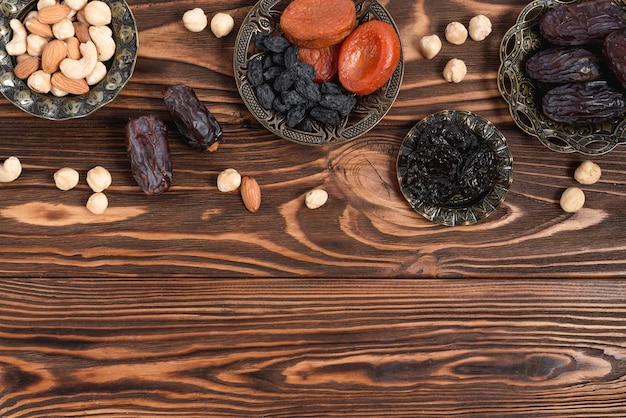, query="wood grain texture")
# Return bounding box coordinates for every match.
[1,278,626,417]
[1,0,625,278]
